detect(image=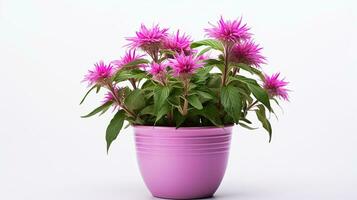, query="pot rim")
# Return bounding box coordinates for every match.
[133,125,234,131]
